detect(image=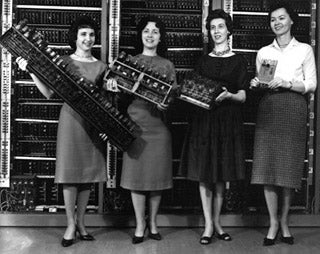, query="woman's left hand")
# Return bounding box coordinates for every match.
[268,77,291,90]
[215,87,231,103]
